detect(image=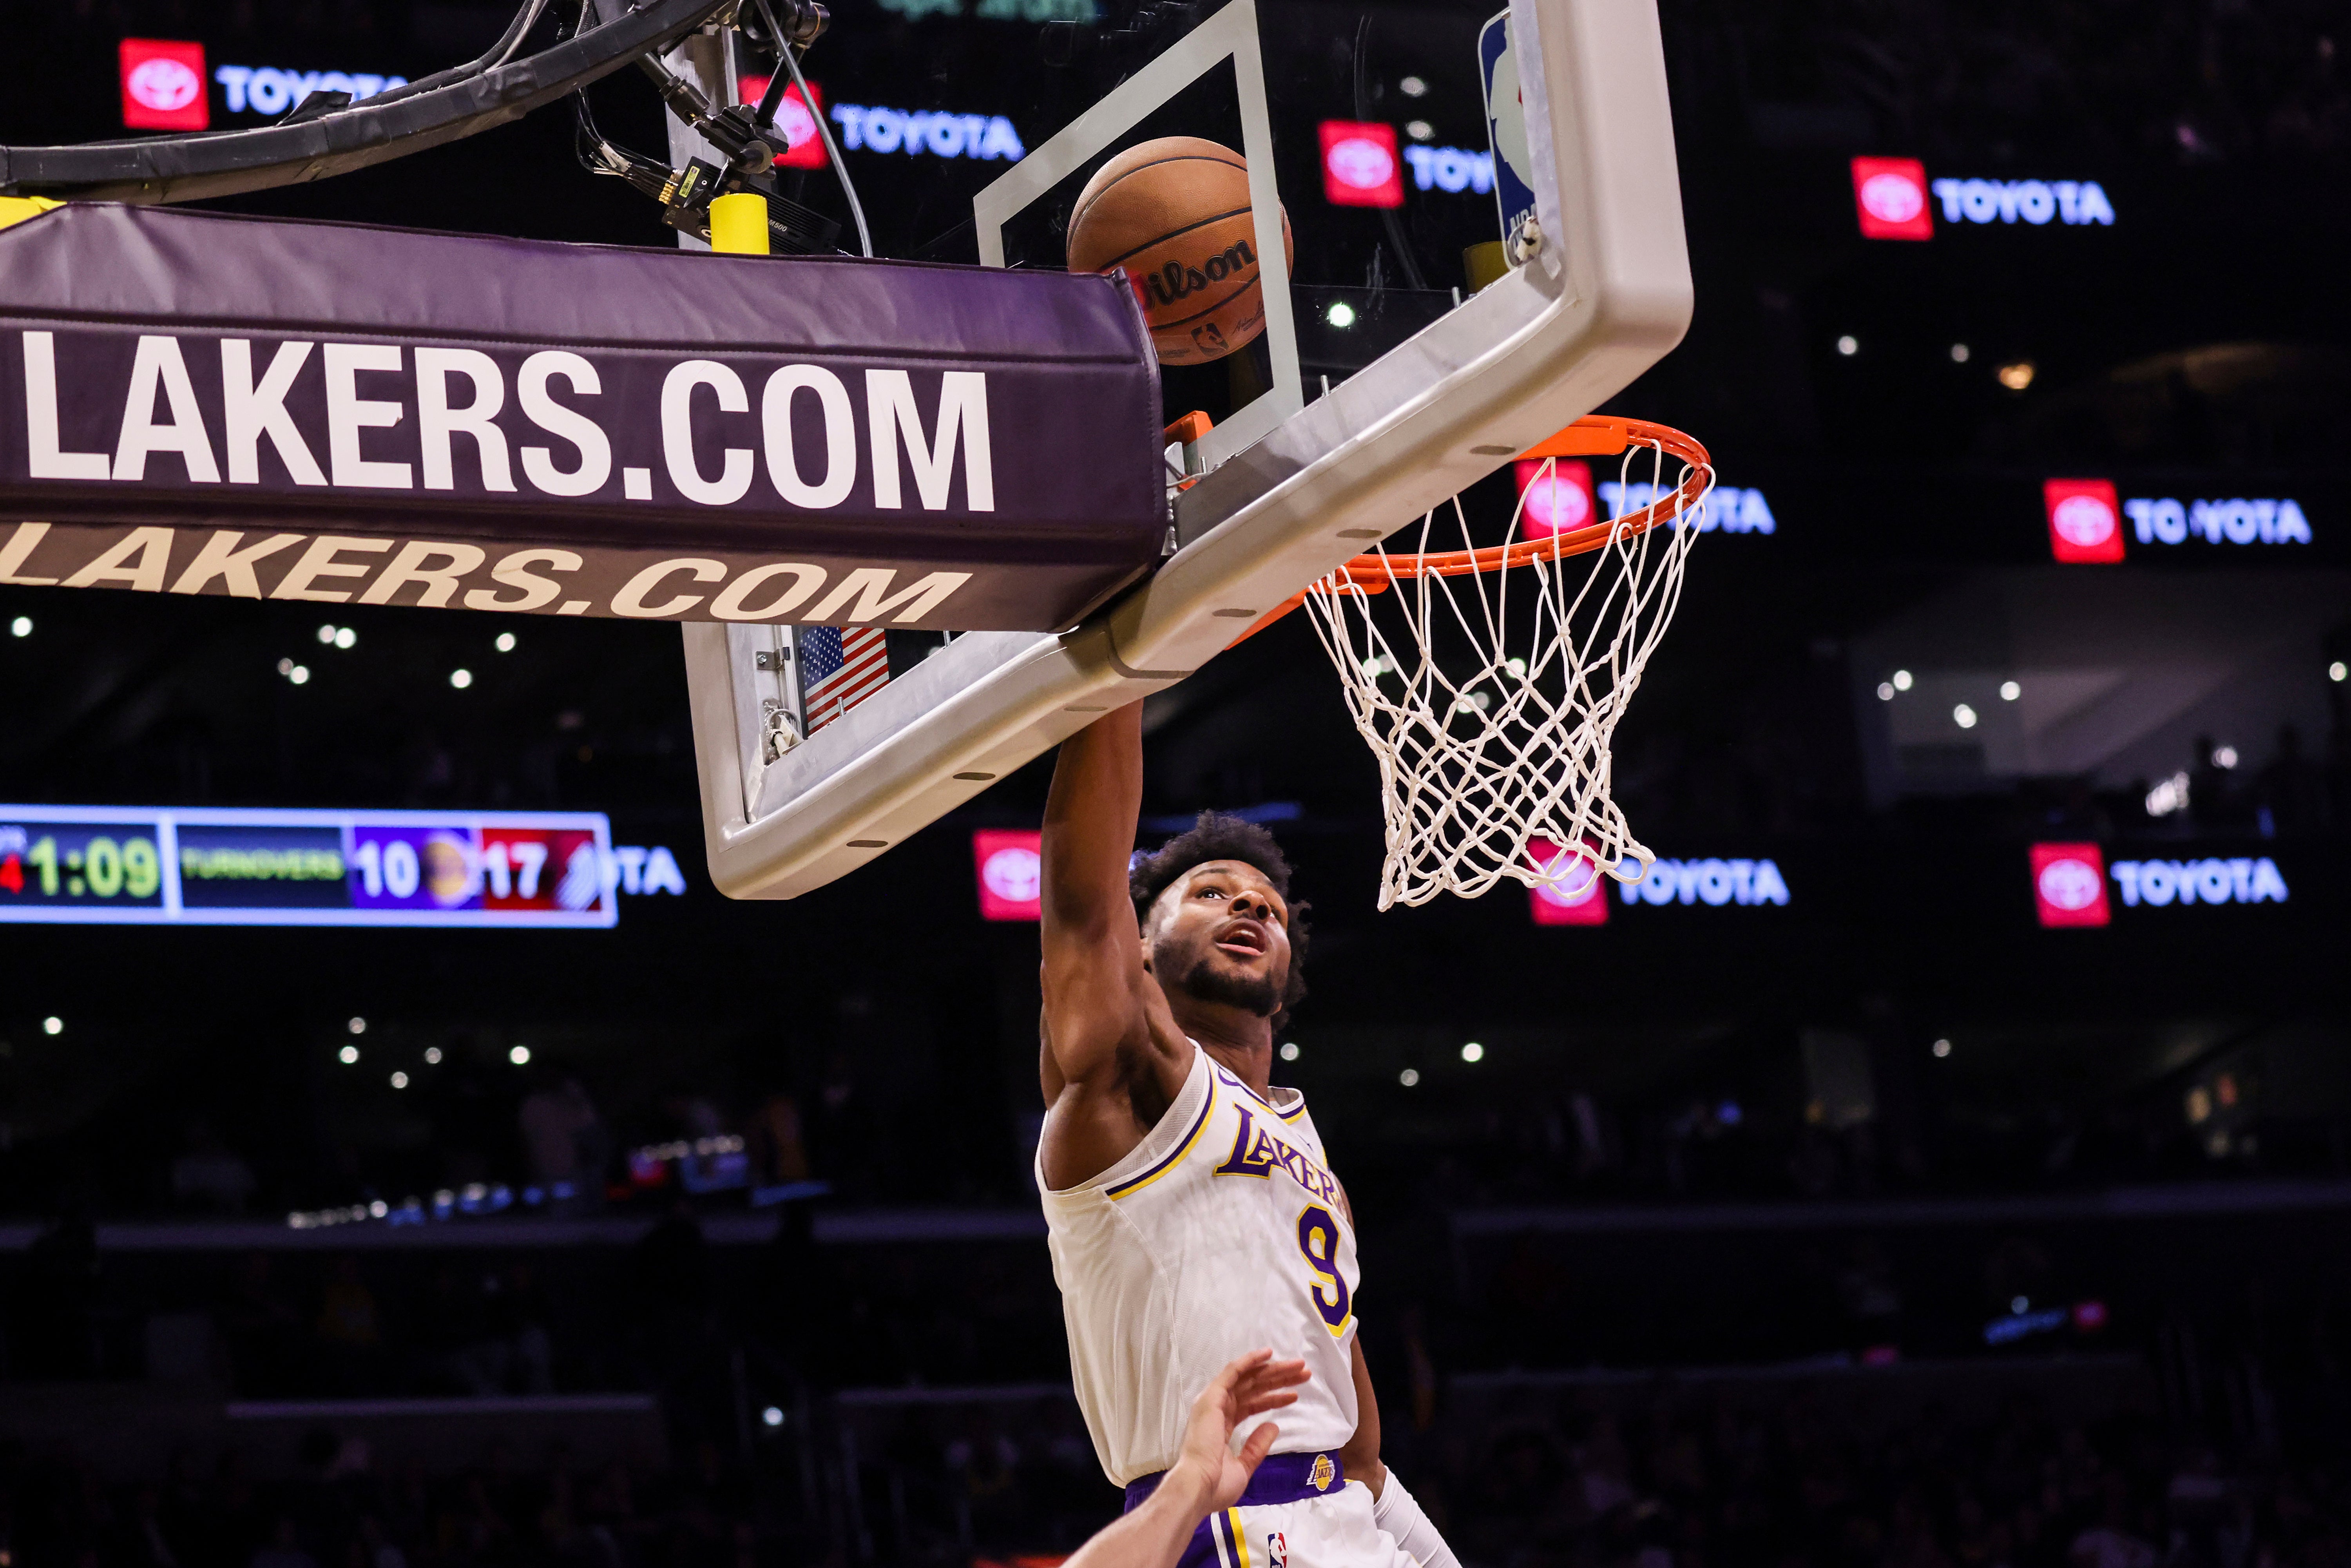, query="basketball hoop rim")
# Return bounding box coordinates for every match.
[1232,415,1712,645]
